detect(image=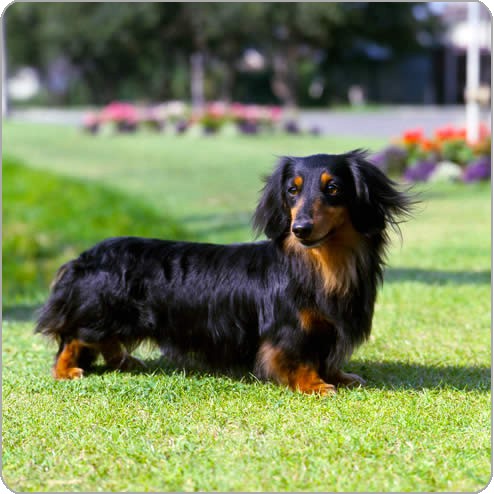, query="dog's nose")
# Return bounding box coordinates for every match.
[292,221,313,239]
